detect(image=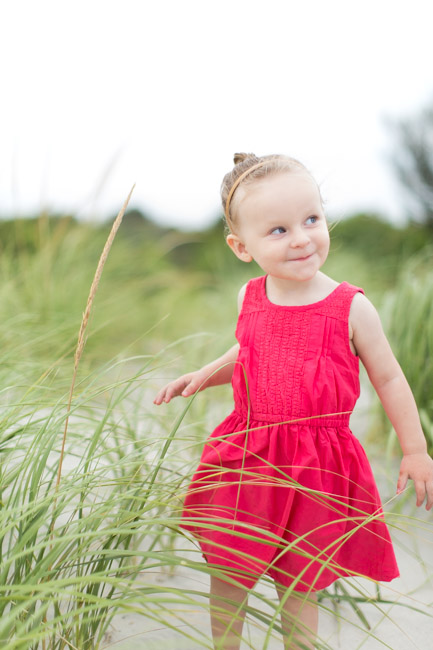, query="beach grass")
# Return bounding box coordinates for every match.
[0,212,432,649]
